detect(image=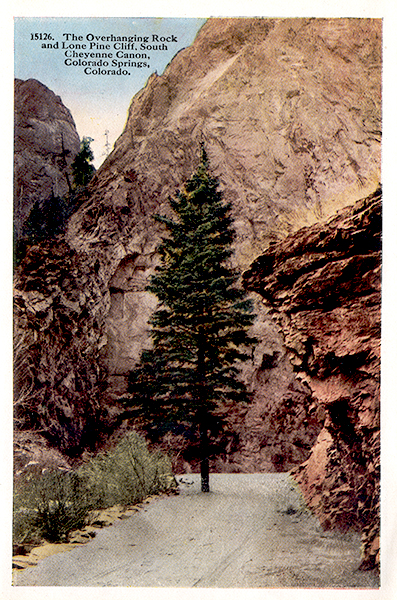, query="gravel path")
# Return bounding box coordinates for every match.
[13,473,379,588]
